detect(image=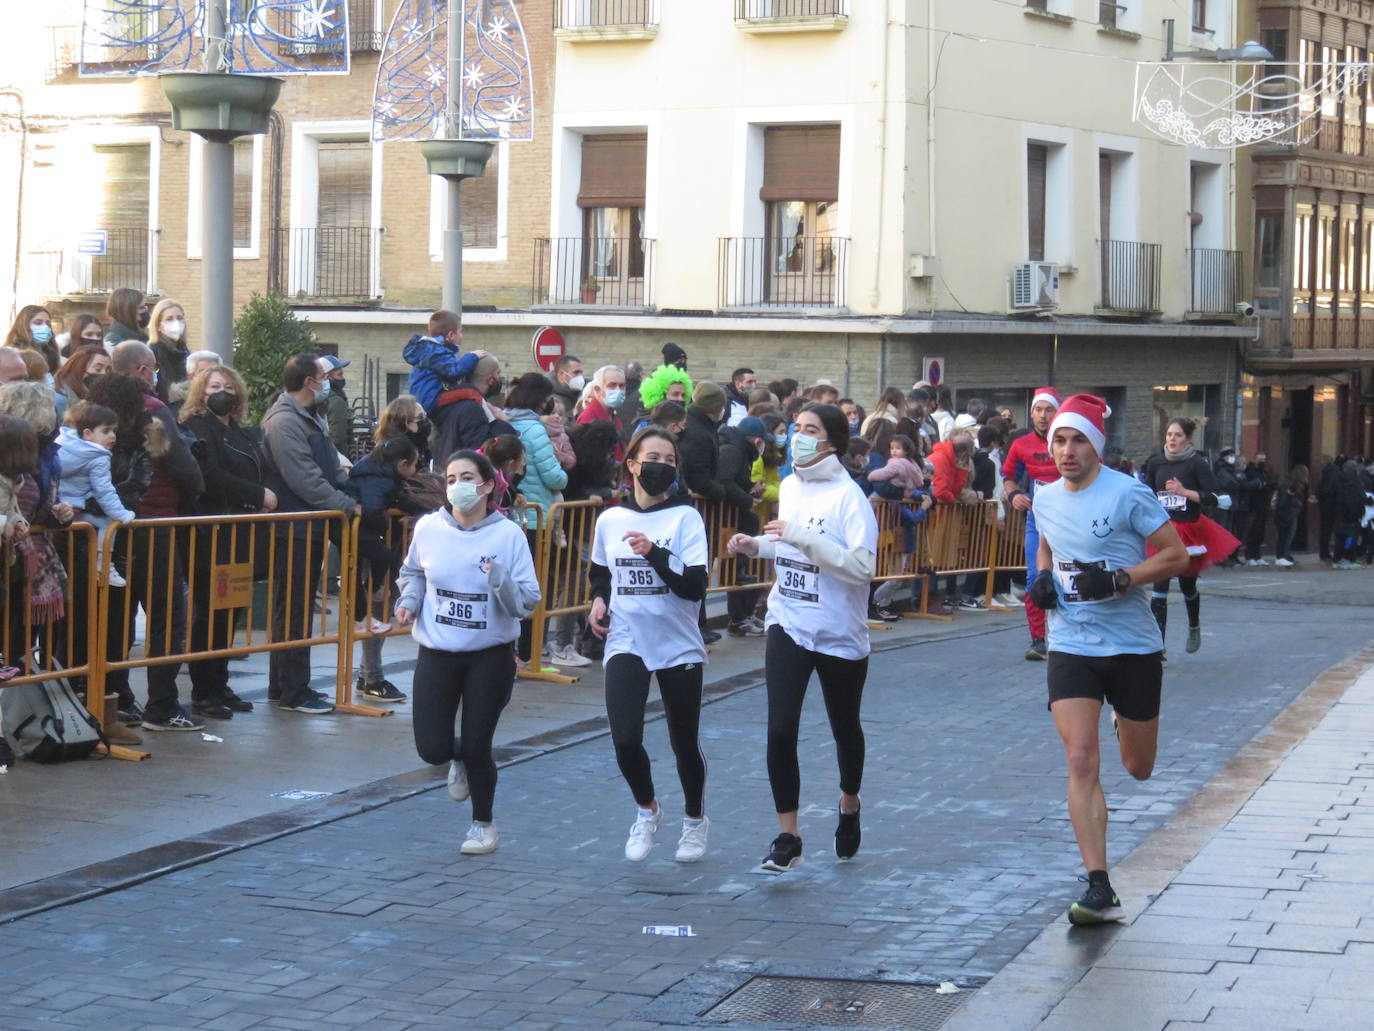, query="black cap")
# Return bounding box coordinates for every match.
[1220,446,1235,456]
[662,342,687,366]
